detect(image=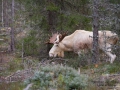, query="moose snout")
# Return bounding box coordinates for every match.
[49,53,59,58]
[49,53,54,57]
